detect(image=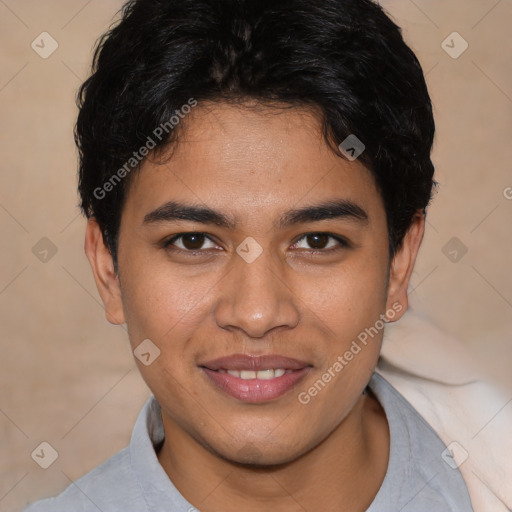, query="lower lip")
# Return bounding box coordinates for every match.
[201,367,311,403]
